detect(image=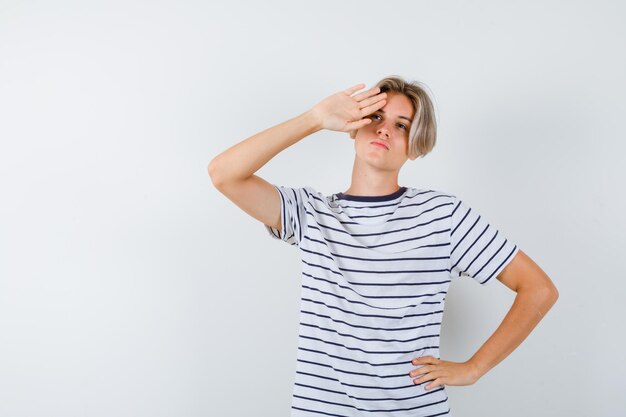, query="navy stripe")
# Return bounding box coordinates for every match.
[300,245,450,263]
[301,308,442,329]
[293,393,449,413]
[302,297,445,320]
[299,334,440,355]
[292,405,450,417]
[296,359,417,380]
[301,309,443,332]
[294,380,446,400]
[292,187,303,243]
[298,346,439,367]
[303,283,448,303]
[299,321,440,344]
